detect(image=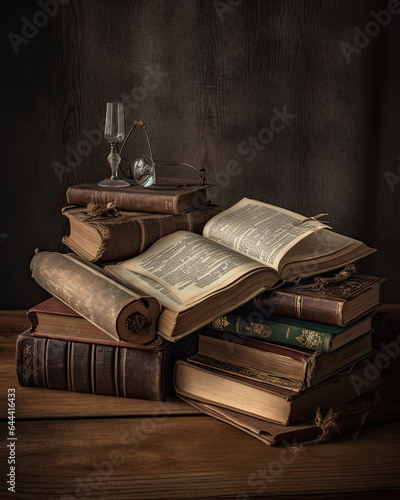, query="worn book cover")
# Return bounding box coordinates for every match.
[66,179,211,215]
[16,329,198,401]
[254,274,386,327]
[62,204,223,262]
[191,328,374,389]
[174,357,382,425]
[207,310,373,353]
